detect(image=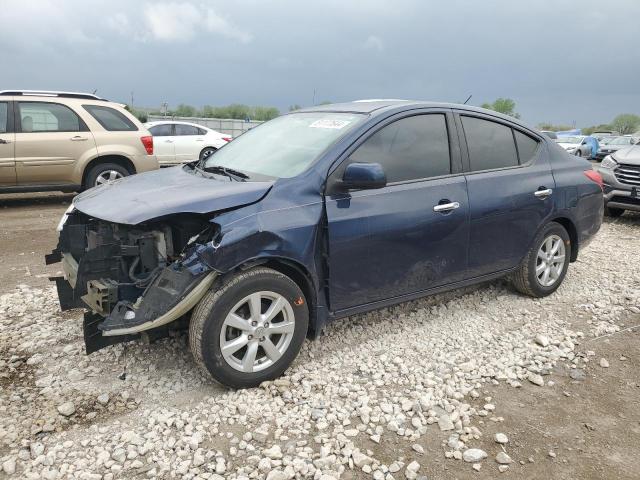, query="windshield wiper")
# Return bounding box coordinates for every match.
[200,165,249,182]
